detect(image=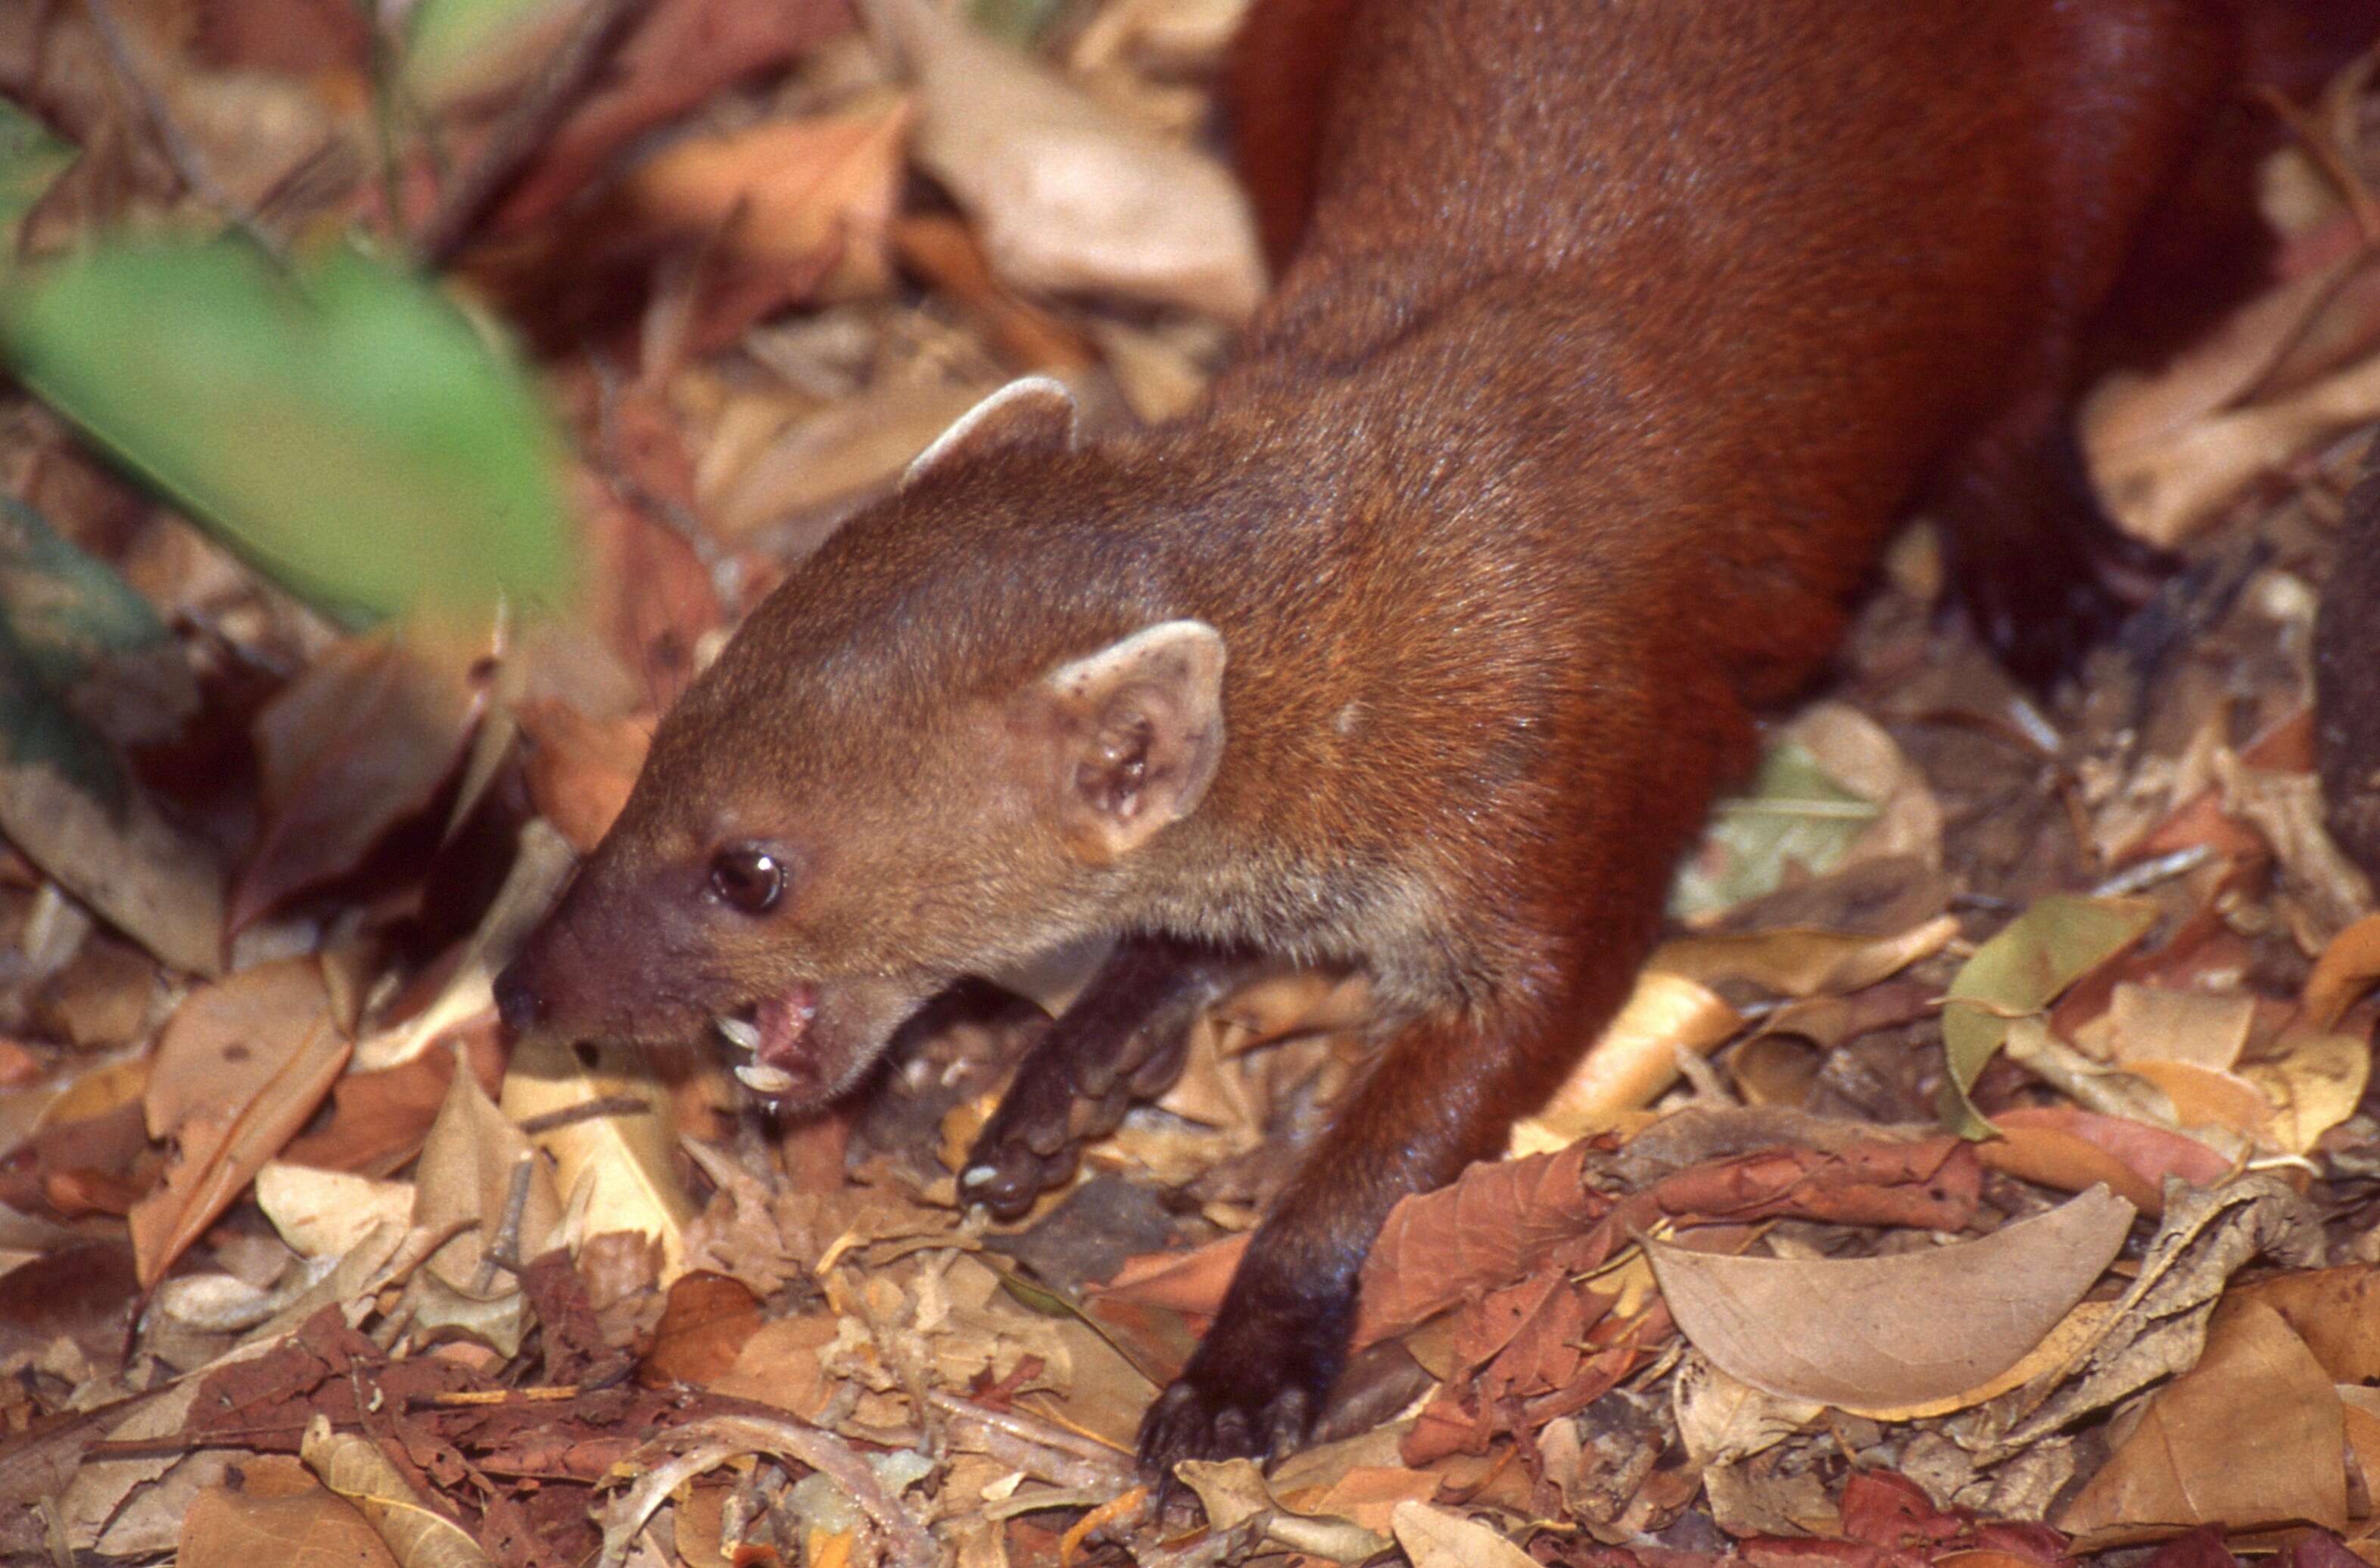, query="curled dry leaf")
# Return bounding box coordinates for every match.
[1986,1176,2327,1459]
[855,0,1263,320]
[300,1413,491,1568]
[1646,1184,2135,1408]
